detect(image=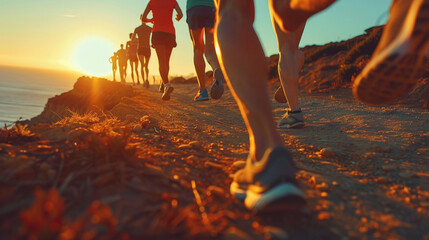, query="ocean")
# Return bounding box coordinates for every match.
[0,66,81,127]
